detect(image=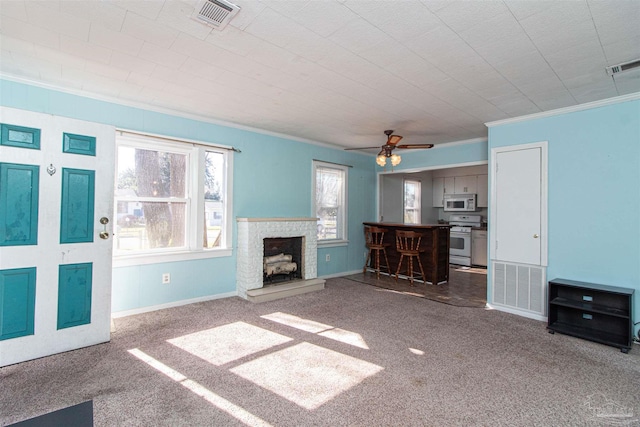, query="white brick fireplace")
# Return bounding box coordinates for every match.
[236,217,325,302]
